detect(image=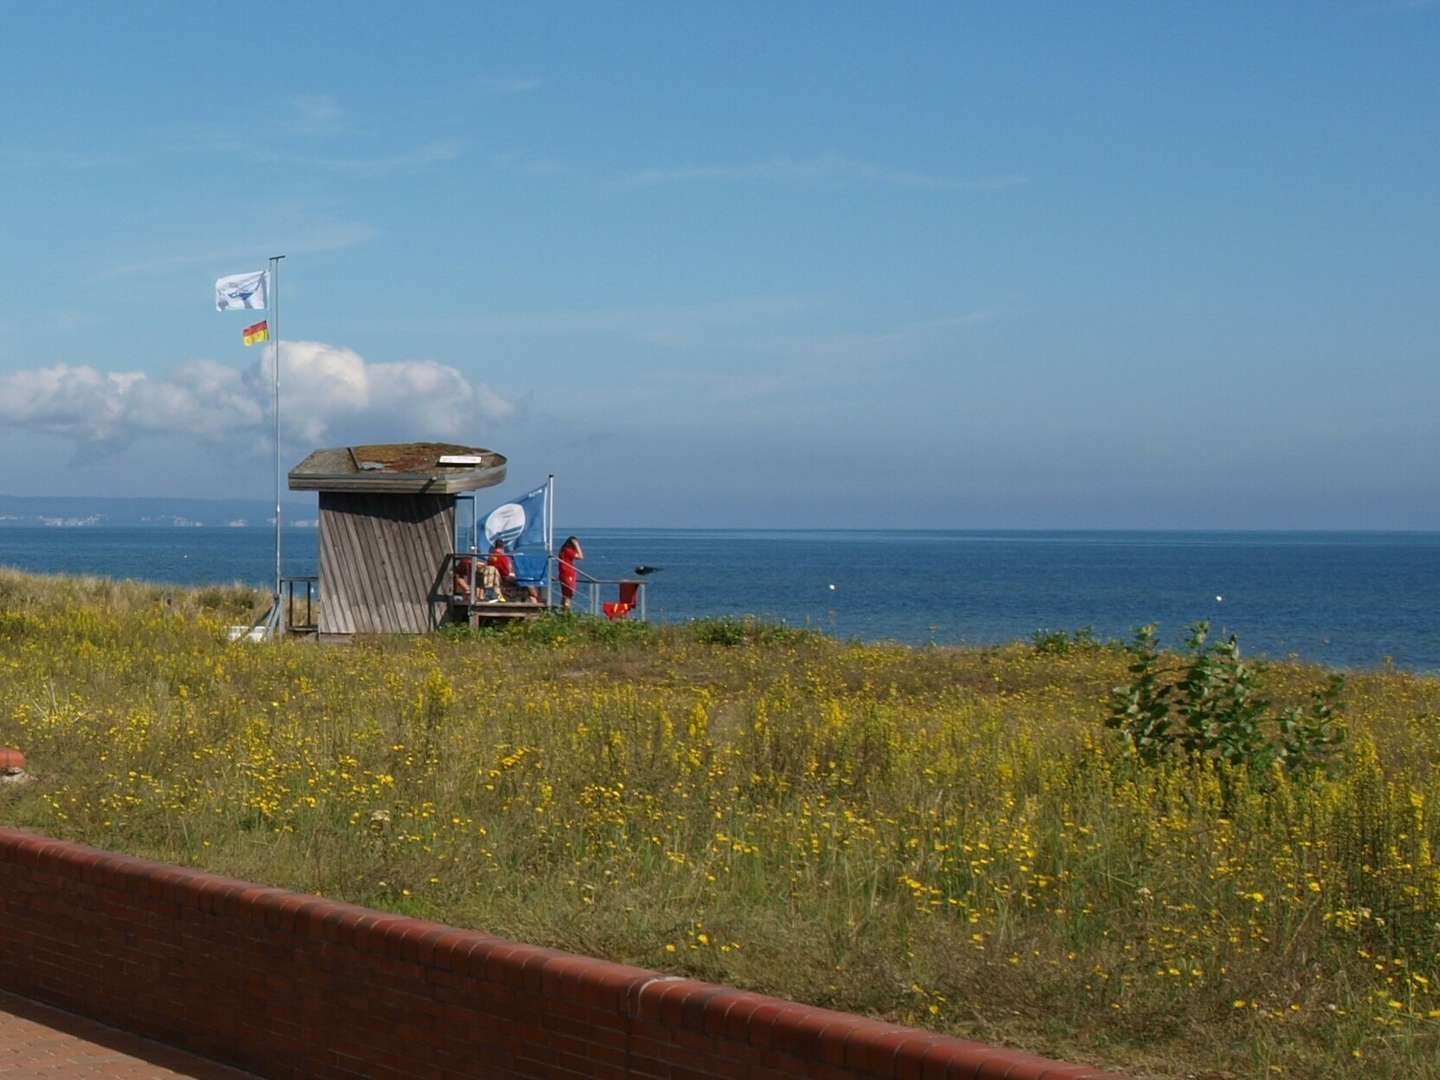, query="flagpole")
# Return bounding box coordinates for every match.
[546,474,555,608]
[270,254,286,631]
